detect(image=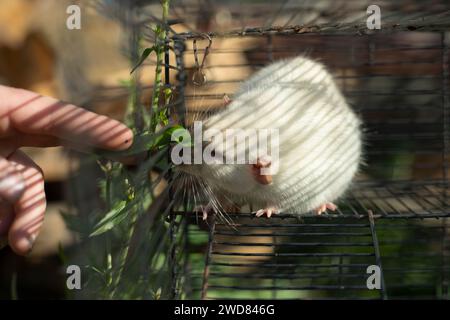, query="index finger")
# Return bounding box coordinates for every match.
[1,86,133,151]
